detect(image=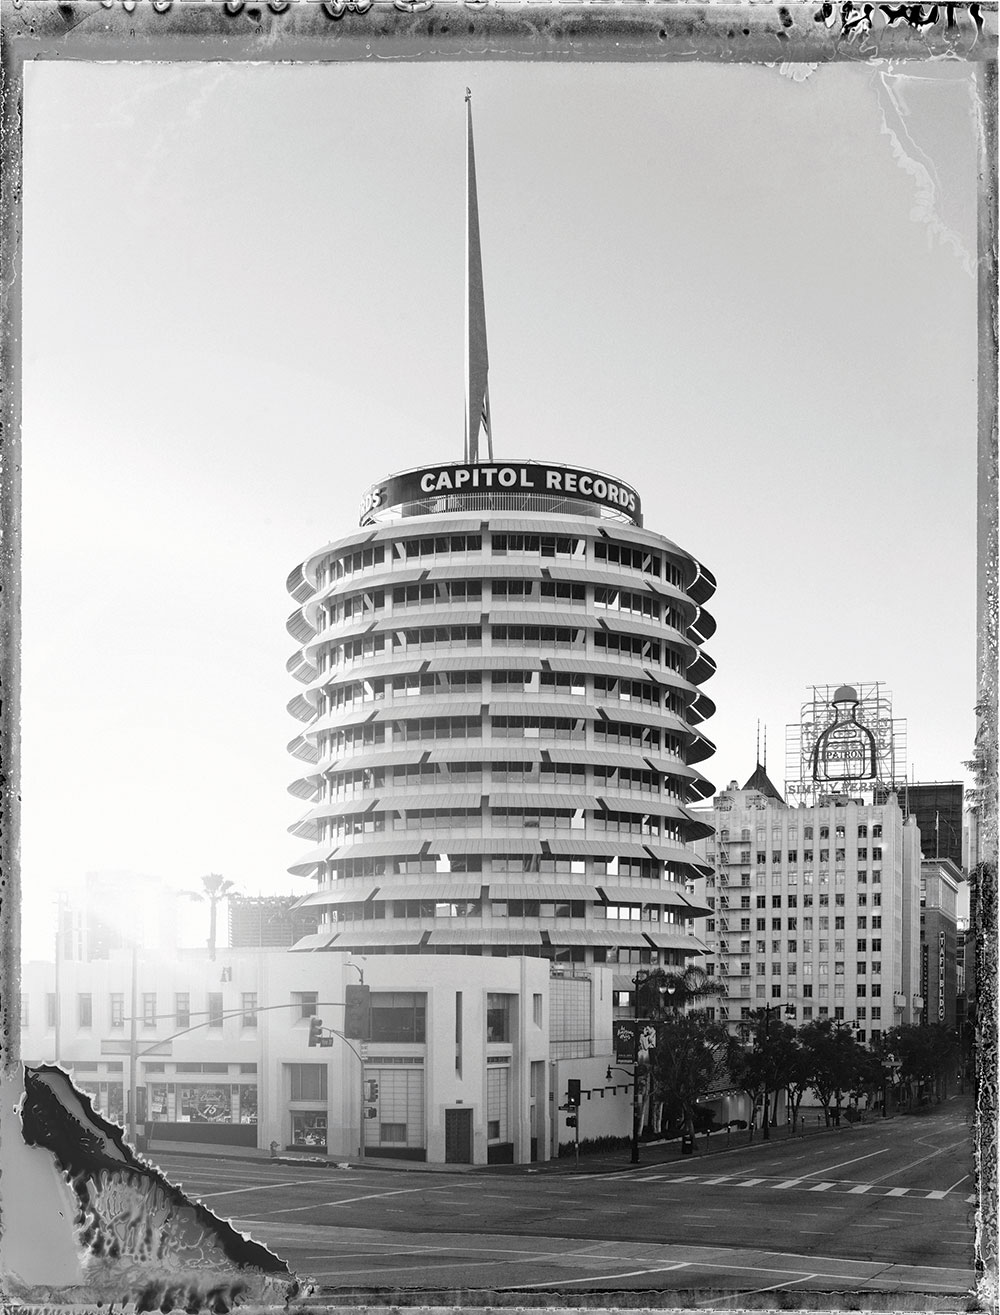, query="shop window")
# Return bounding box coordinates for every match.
[291,1111,327,1150]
